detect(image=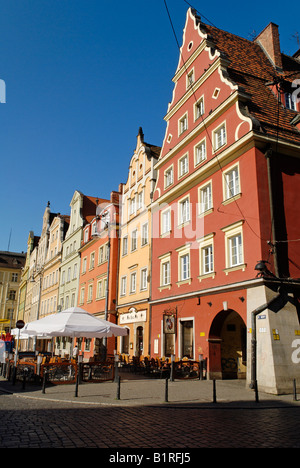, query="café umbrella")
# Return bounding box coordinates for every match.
[21,306,128,339]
